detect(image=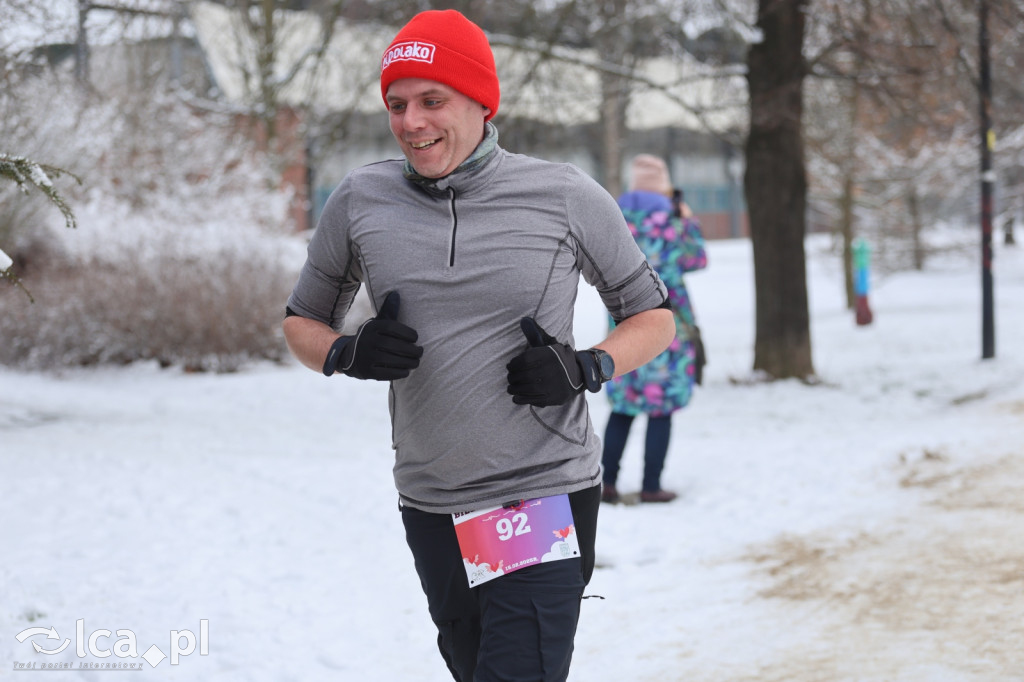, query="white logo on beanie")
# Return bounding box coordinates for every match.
[382,41,436,70]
